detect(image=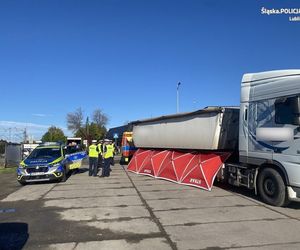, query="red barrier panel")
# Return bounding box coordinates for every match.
[127,149,231,191]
